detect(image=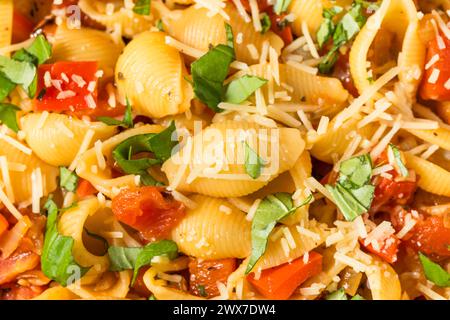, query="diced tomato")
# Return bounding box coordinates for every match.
[371,177,417,212]
[68,96,126,120]
[0,239,40,286]
[360,234,400,264]
[34,61,99,112]
[111,187,186,241]
[188,258,237,298]
[76,179,97,198]
[12,10,34,44]
[0,283,46,300]
[0,214,8,237]
[420,33,450,101]
[390,207,450,259]
[247,252,322,300]
[268,11,293,45]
